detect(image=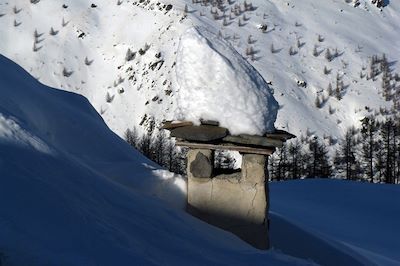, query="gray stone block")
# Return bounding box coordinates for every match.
[171,125,228,142]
